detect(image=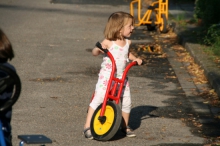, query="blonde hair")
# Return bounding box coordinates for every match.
[104,11,134,41]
